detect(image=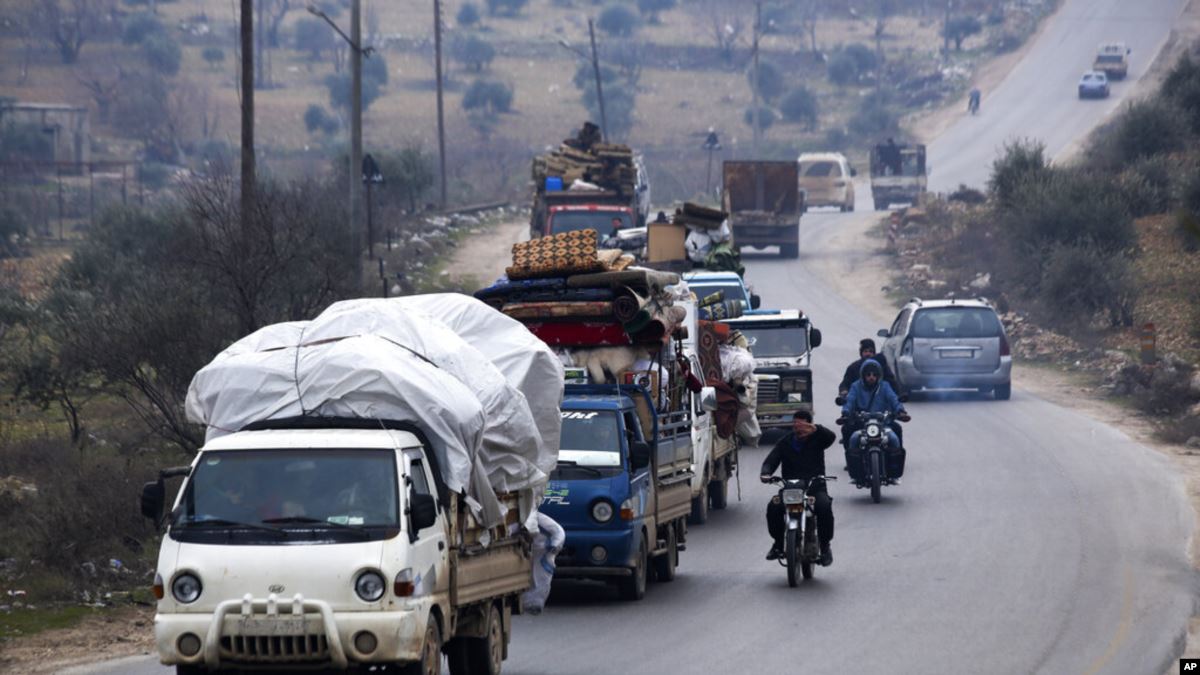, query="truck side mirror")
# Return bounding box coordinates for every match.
[140,480,165,521]
[410,493,438,534]
[850,167,858,177]
[750,294,761,310]
[809,328,822,348]
[699,386,718,412]
[877,328,890,338]
[630,441,652,470]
